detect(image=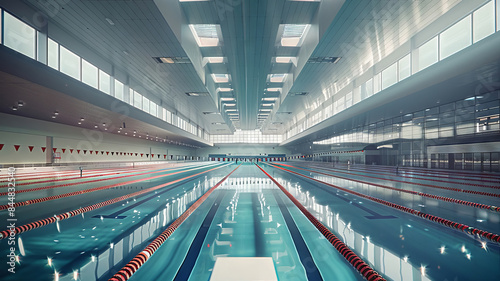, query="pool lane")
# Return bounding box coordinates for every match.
[260,163,500,281]
[0,163,225,225]
[267,162,500,234]
[127,164,365,281]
